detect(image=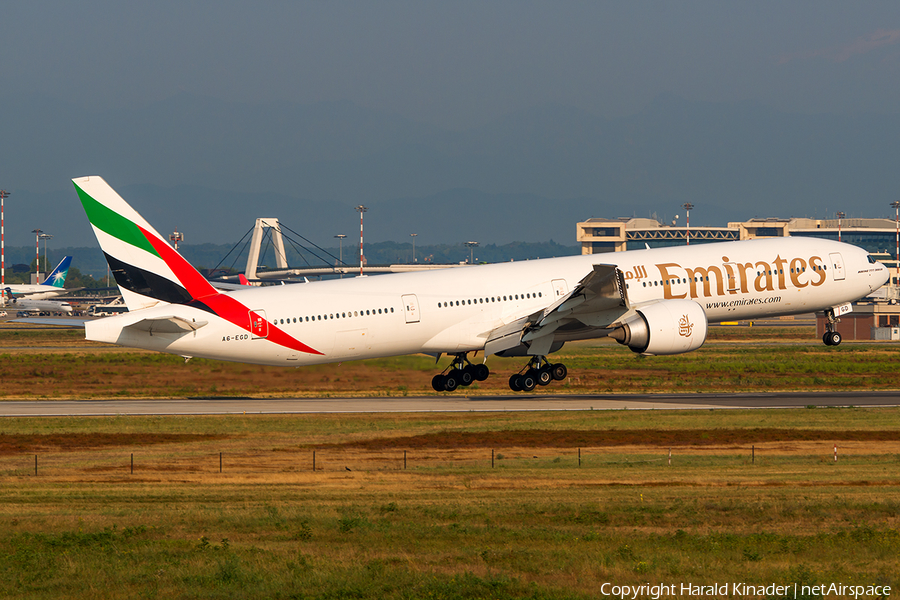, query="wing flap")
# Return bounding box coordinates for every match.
[484,315,533,356]
[484,264,630,355]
